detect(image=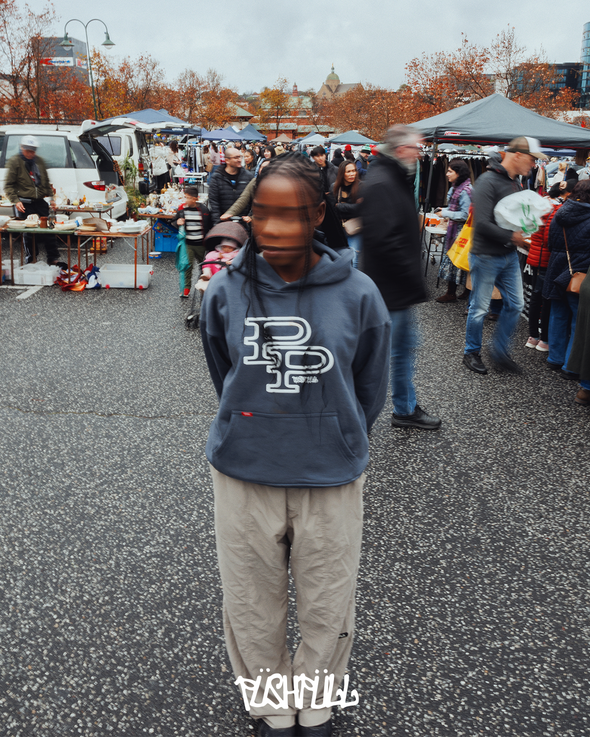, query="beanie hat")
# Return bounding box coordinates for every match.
[344,145,352,151]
